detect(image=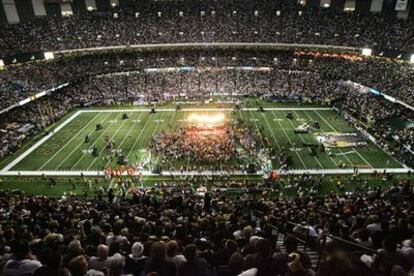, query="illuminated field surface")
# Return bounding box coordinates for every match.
[0,105,406,176]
